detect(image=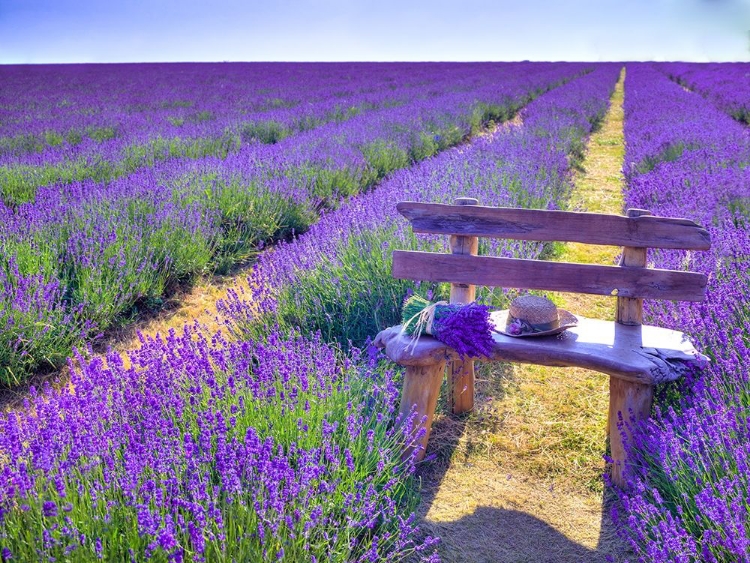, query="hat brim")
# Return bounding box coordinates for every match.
[490,309,578,338]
